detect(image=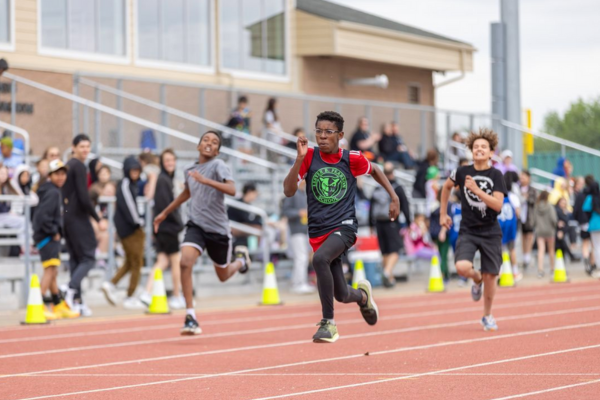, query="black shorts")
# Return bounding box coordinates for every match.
[39,239,61,269]
[581,230,591,240]
[375,221,403,255]
[155,232,180,255]
[455,231,502,275]
[521,224,534,234]
[181,221,232,267]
